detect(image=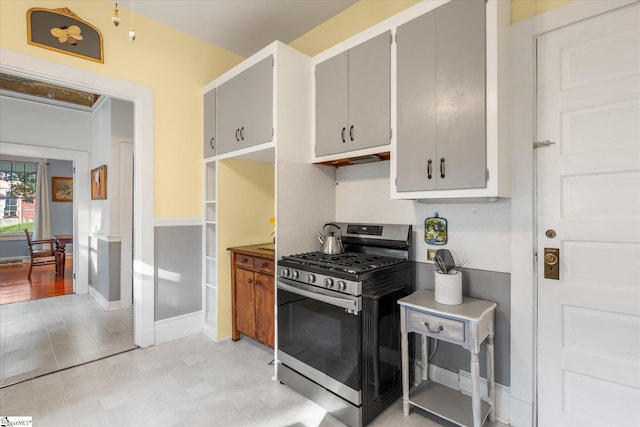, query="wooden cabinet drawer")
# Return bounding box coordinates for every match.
[235,255,254,268]
[254,258,274,274]
[406,309,465,345]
